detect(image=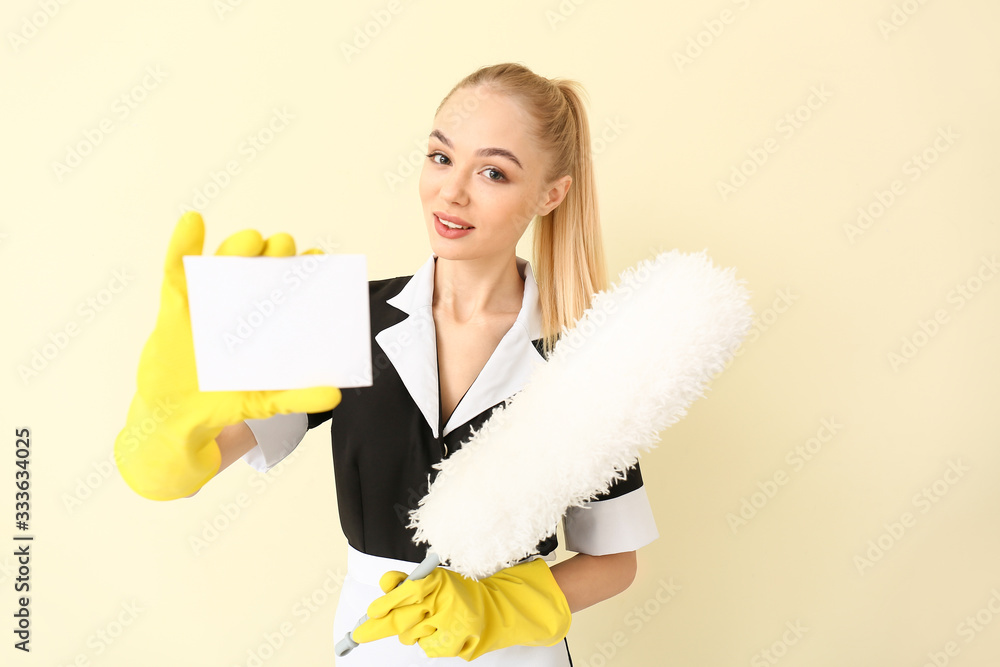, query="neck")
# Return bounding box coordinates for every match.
[432,253,524,324]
